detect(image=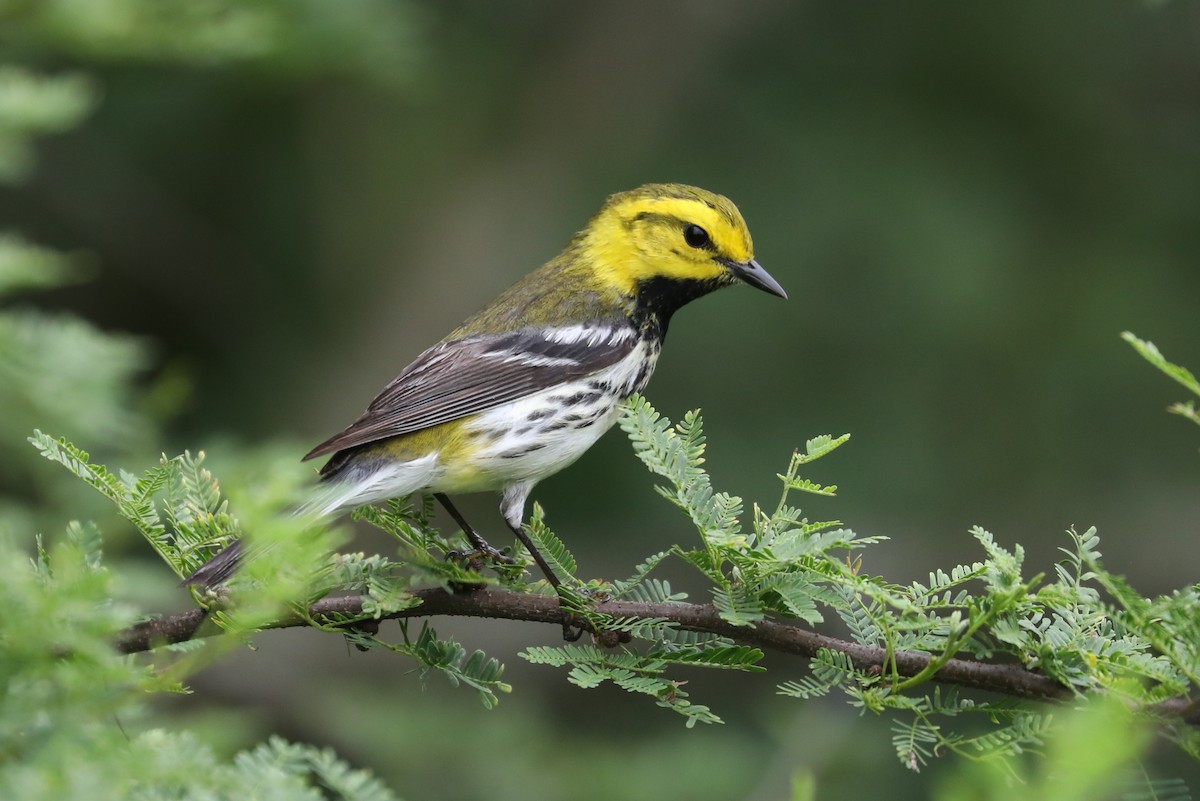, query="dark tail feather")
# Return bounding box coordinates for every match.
[182,539,244,588]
